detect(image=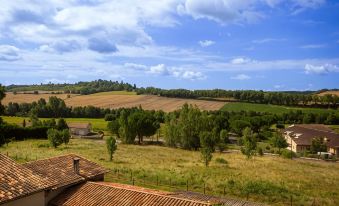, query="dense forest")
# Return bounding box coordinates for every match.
[5,80,339,108]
